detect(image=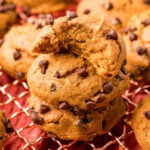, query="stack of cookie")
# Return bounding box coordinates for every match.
[27,13,130,141]
[0,110,14,148]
